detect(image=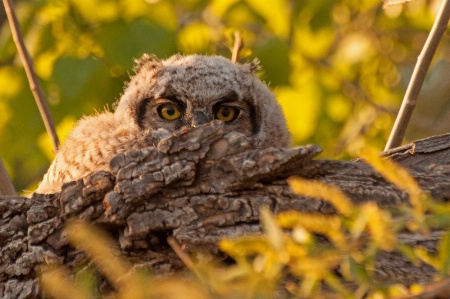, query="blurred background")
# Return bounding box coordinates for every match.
[0,0,449,193]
